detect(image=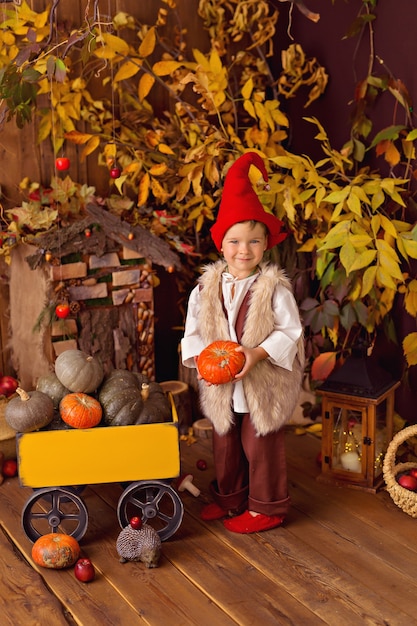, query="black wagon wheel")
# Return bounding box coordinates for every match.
[117,480,184,542]
[22,487,89,543]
